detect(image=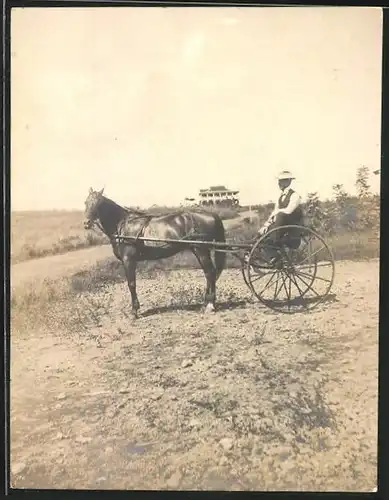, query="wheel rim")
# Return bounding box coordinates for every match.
[241,254,256,300]
[241,265,251,291]
[247,225,335,313]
